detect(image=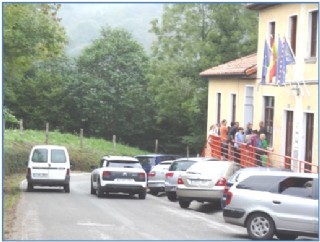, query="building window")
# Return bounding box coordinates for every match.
[231,94,236,123]
[289,15,297,55]
[244,87,254,126]
[264,96,274,146]
[268,21,276,44]
[309,10,318,58]
[217,93,221,124]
